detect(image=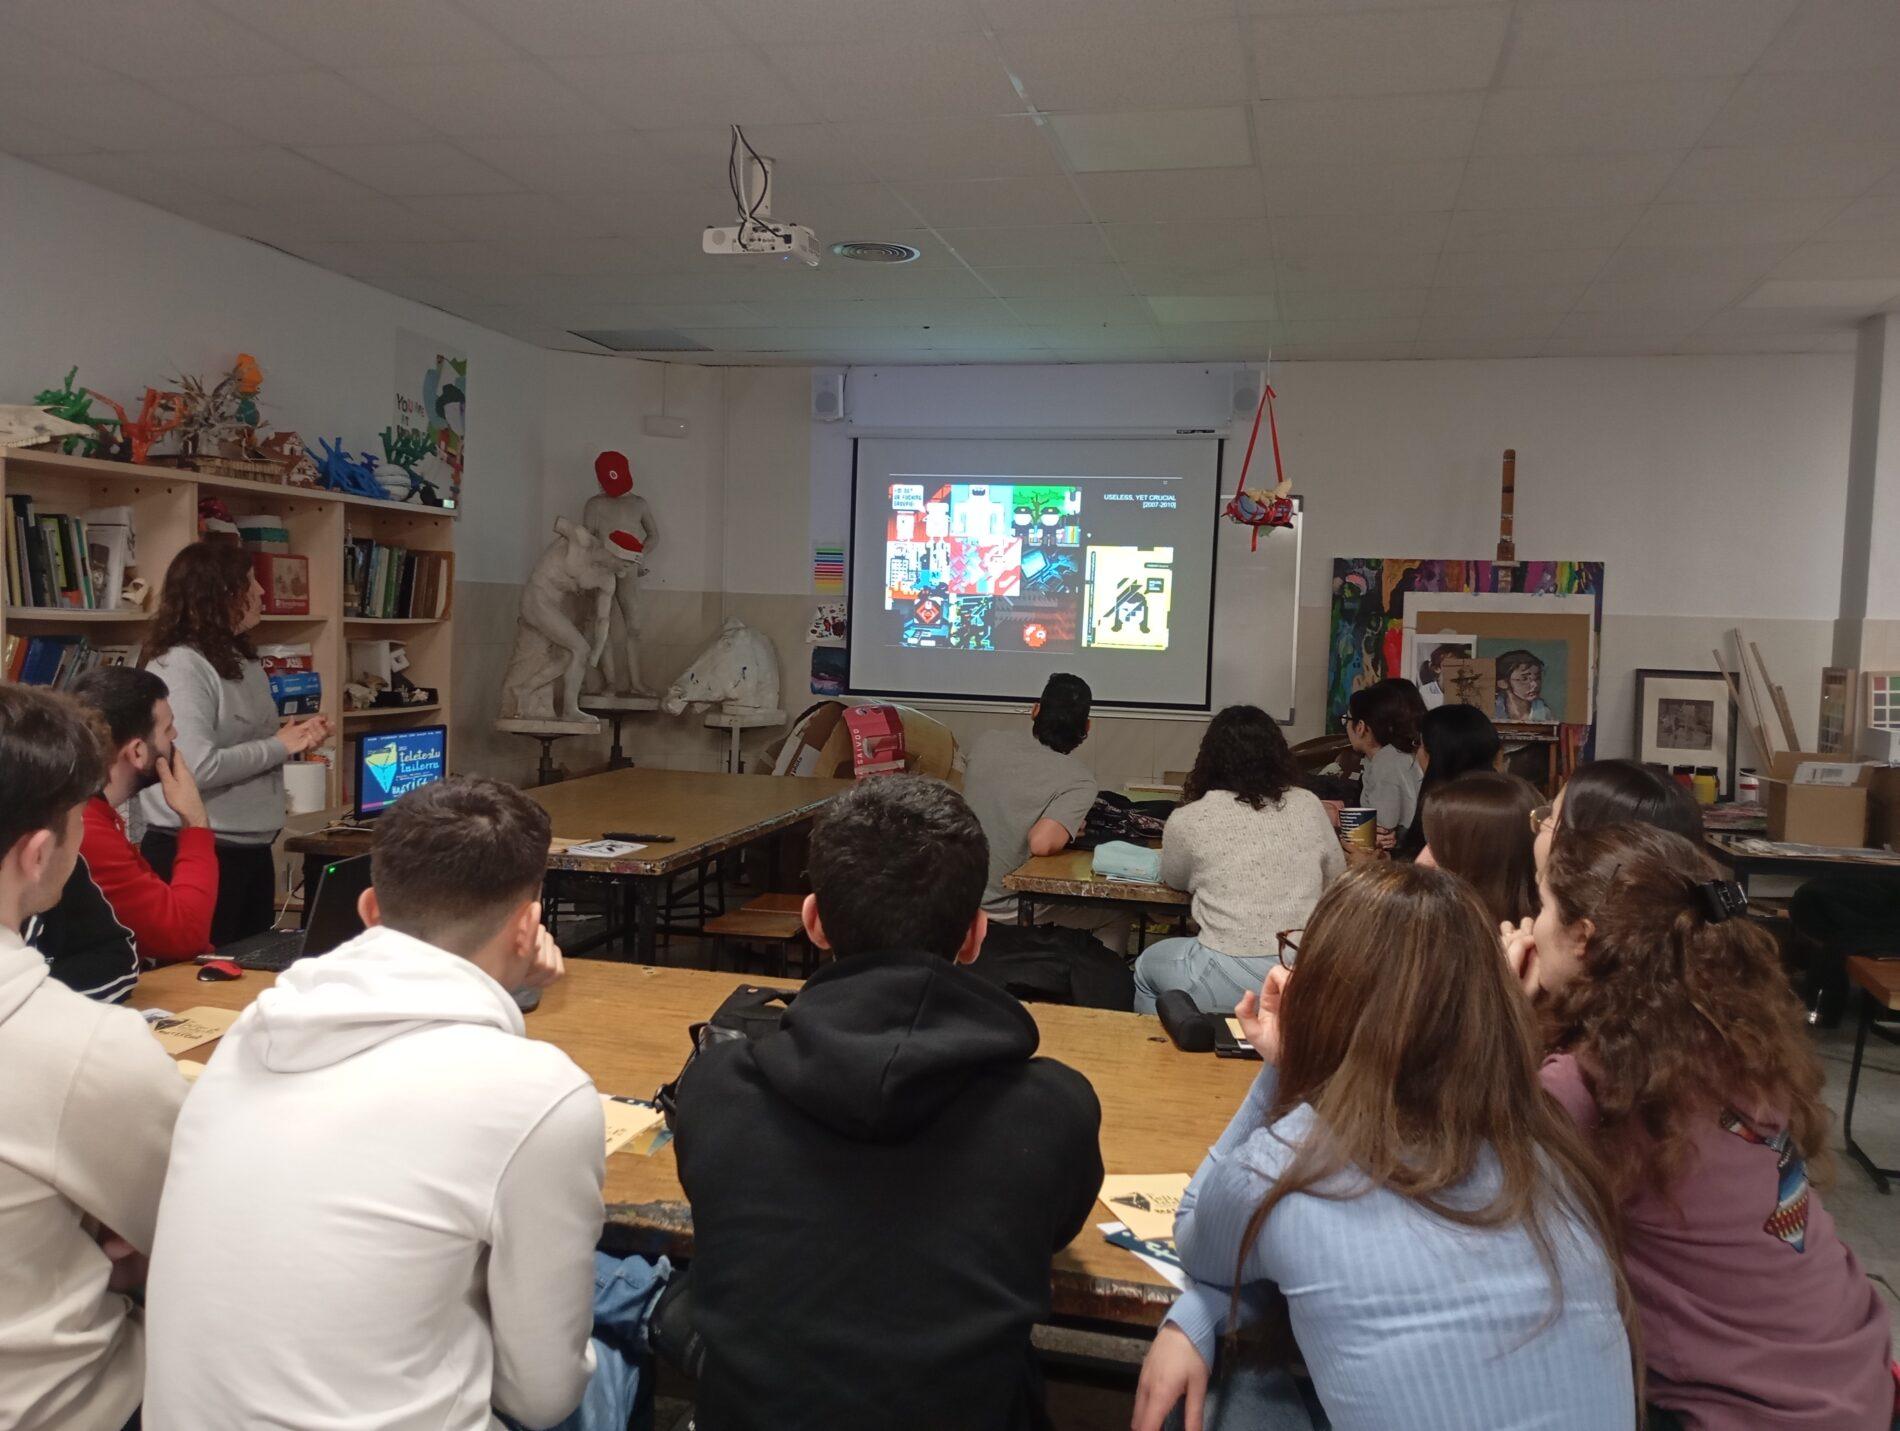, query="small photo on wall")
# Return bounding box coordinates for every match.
[1634,668,1738,798]
[1476,636,1570,722]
